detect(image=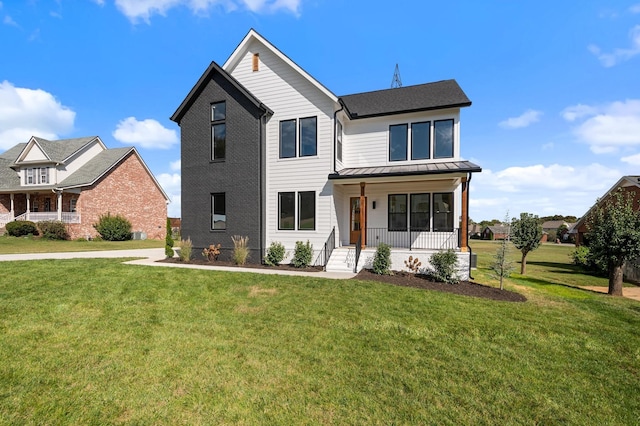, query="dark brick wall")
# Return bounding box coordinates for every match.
[179,70,264,263]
